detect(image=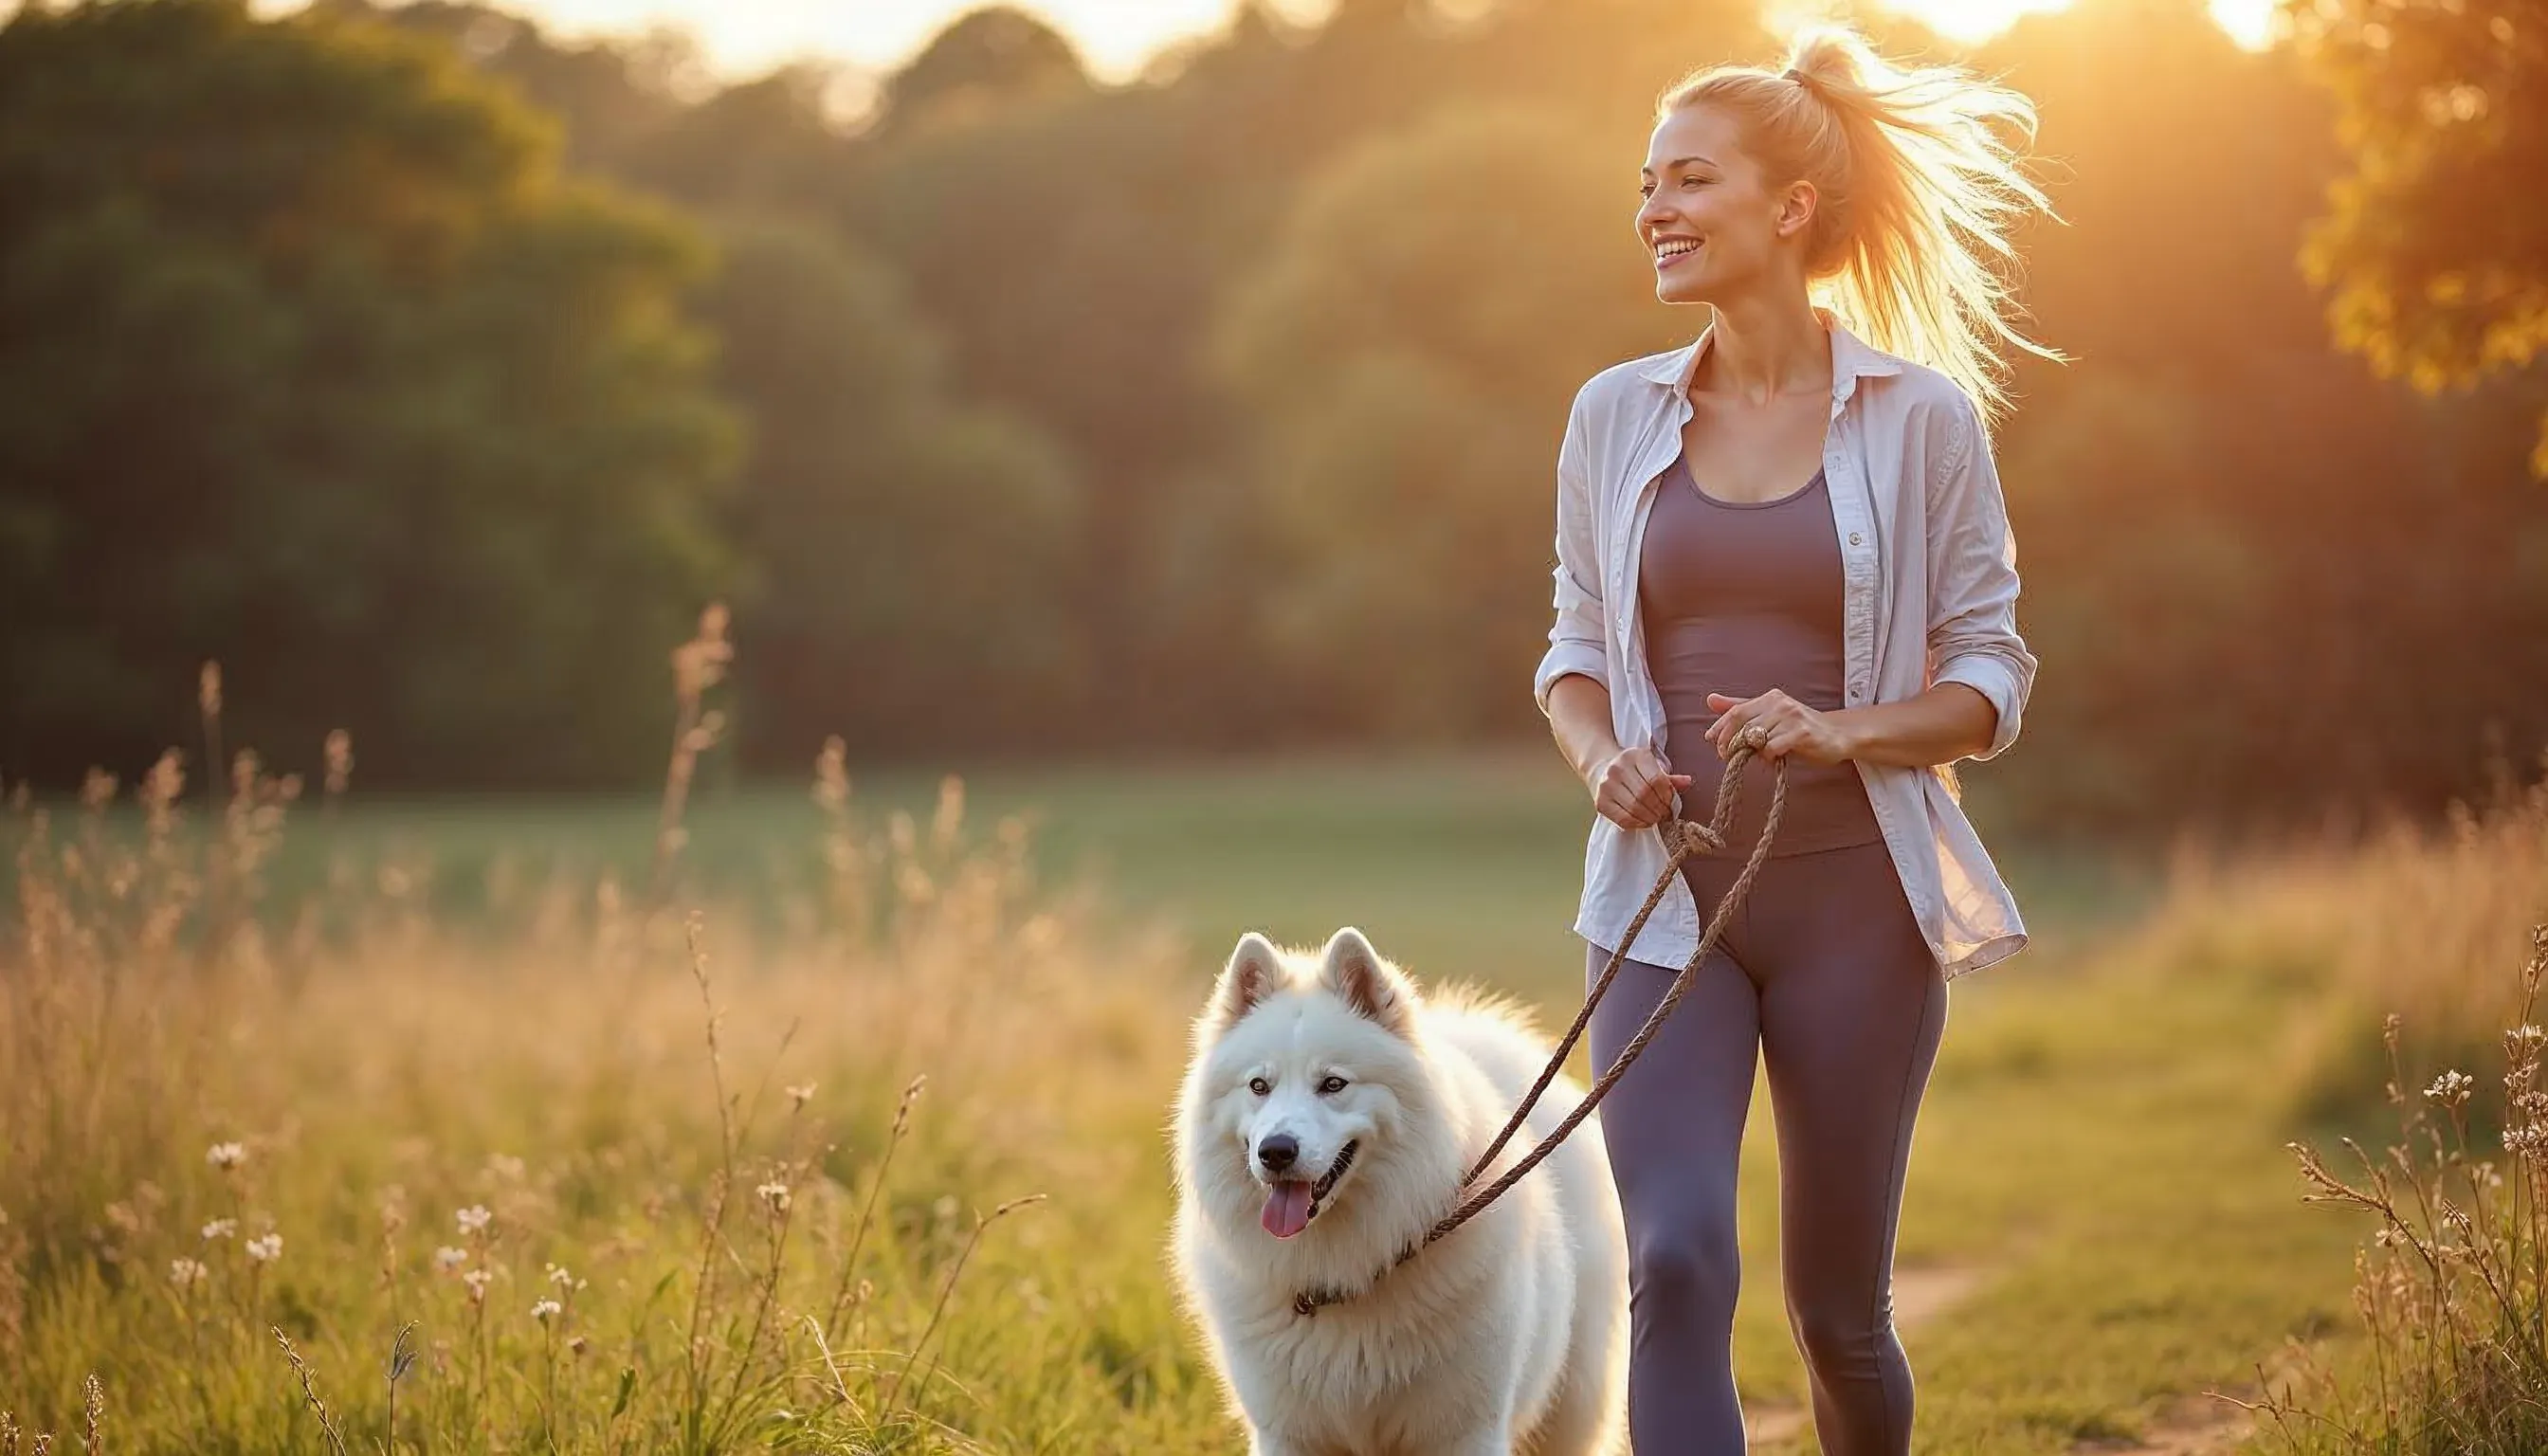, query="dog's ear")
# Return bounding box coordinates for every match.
[1319,926,1417,1037]
[1210,932,1286,1028]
